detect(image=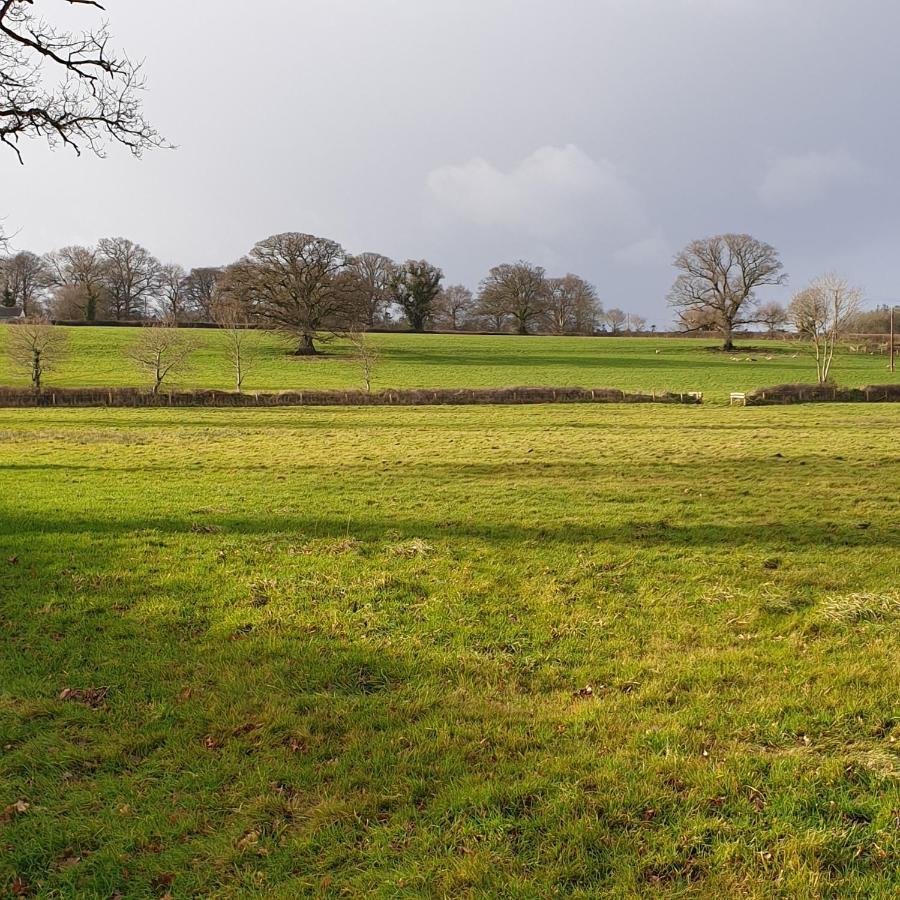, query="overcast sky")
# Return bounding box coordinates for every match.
[4,0,900,323]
